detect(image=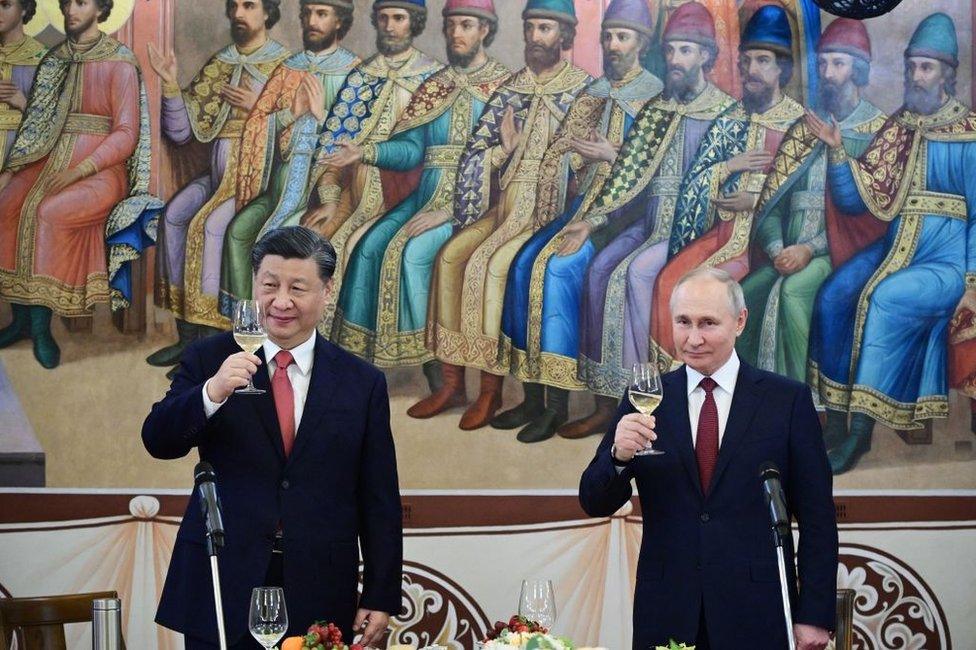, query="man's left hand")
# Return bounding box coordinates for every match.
[353,608,389,647]
[45,167,86,196]
[794,623,830,650]
[219,79,258,112]
[570,129,619,163]
[713,190,758,213]
[774,244,813,275]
